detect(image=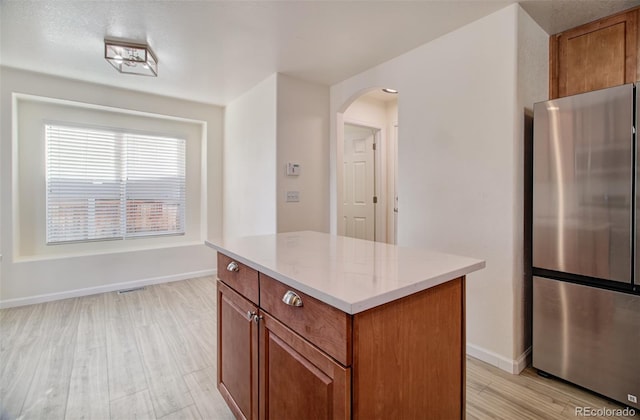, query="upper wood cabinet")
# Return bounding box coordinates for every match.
[550,7,639,99]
